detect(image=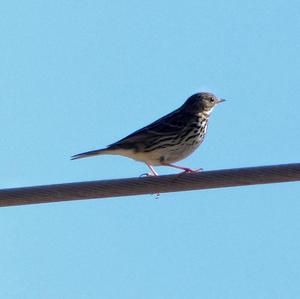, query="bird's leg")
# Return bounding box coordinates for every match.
[162,163,203,173]
[143,162,159,176]
[142,162,160,199]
